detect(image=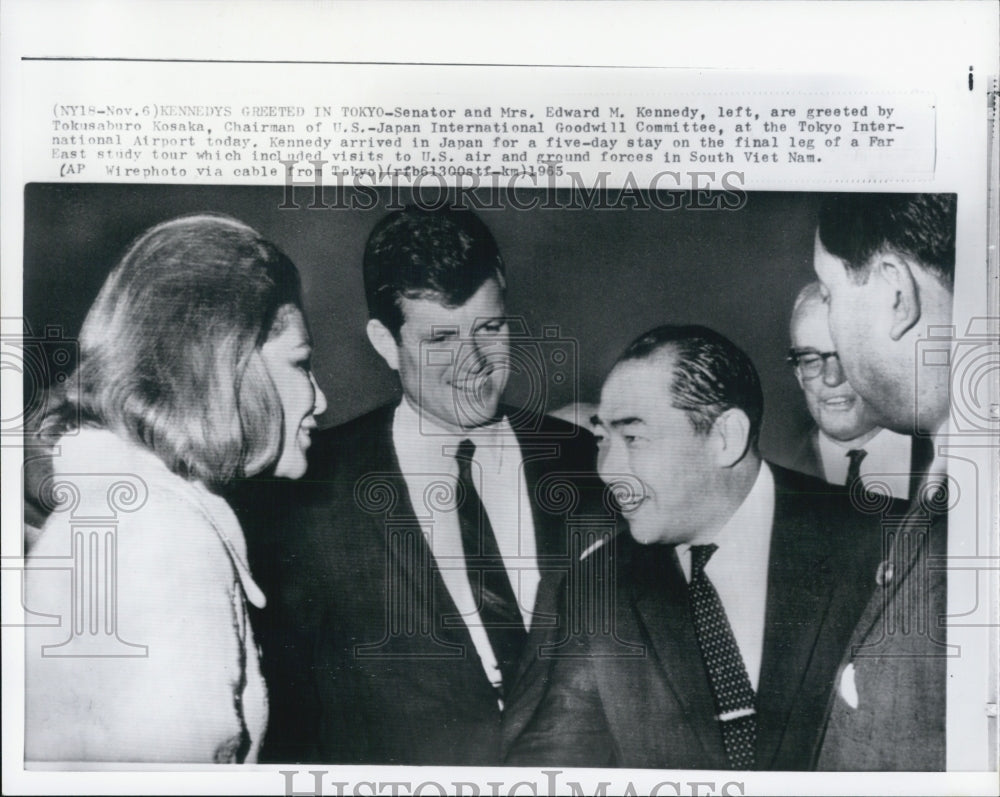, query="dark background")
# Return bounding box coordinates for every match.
[23,184,822,466]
